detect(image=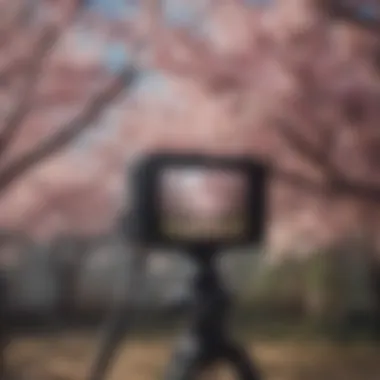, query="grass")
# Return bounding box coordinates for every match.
[5,331,380,380]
